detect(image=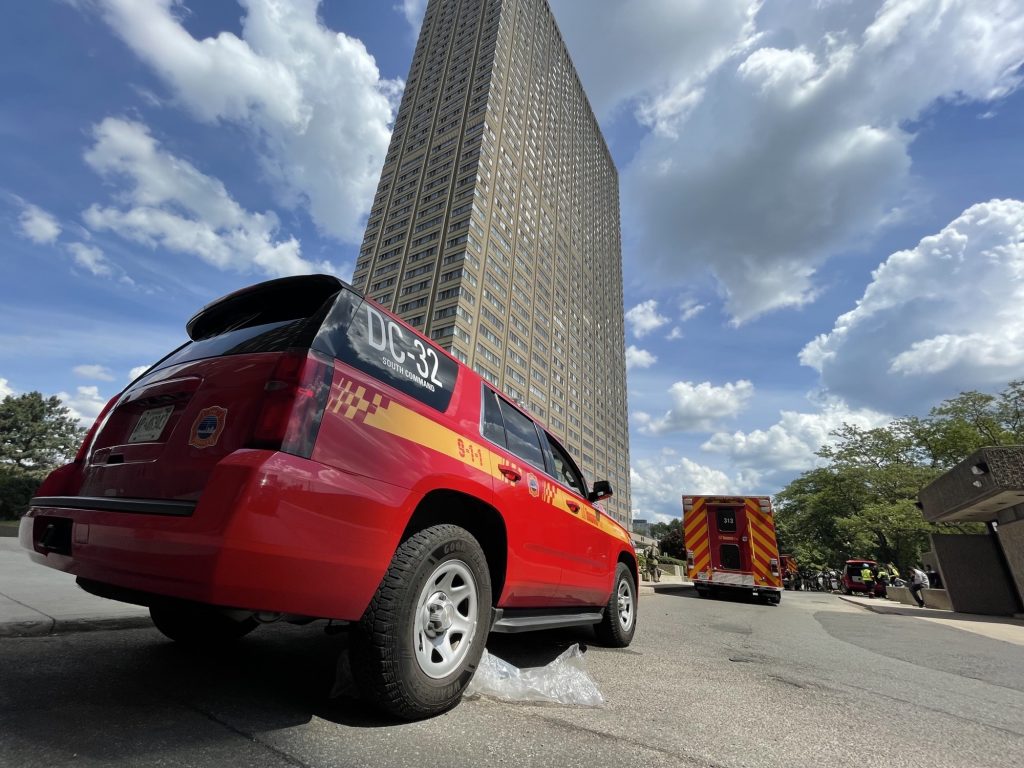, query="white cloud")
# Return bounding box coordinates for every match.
[666,327,684,341]
[66,243,114,277]
[551,0,758,120]
[94,0,401,242]
[702,398,893,476]
[129,365,151,381]
[18,202,62,244]
[625,299,669,338]
[625,346,657,370]
[611,0,1024,323]
[679,299,706,323]
[56,385,109,427]
[0,378,14,399]
[82,117,335,278]
[635,380,754,434]
[801,198,1024,412]
[631,455,738,521]
[400,0,427,34]
[73,364,115,382]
